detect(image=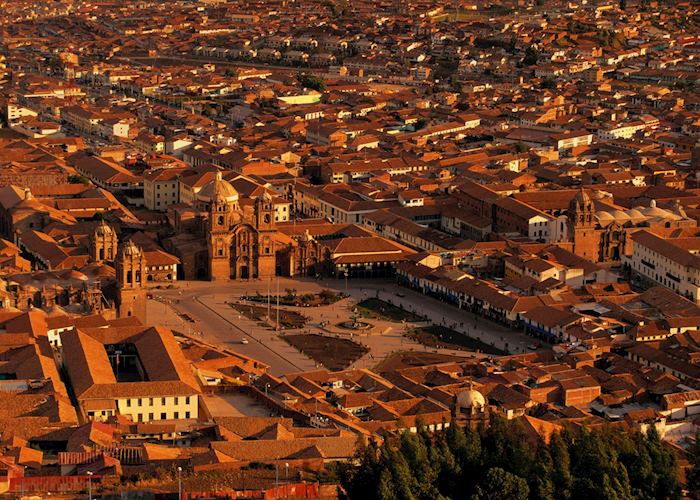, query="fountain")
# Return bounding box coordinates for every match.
[338,311,372,331]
